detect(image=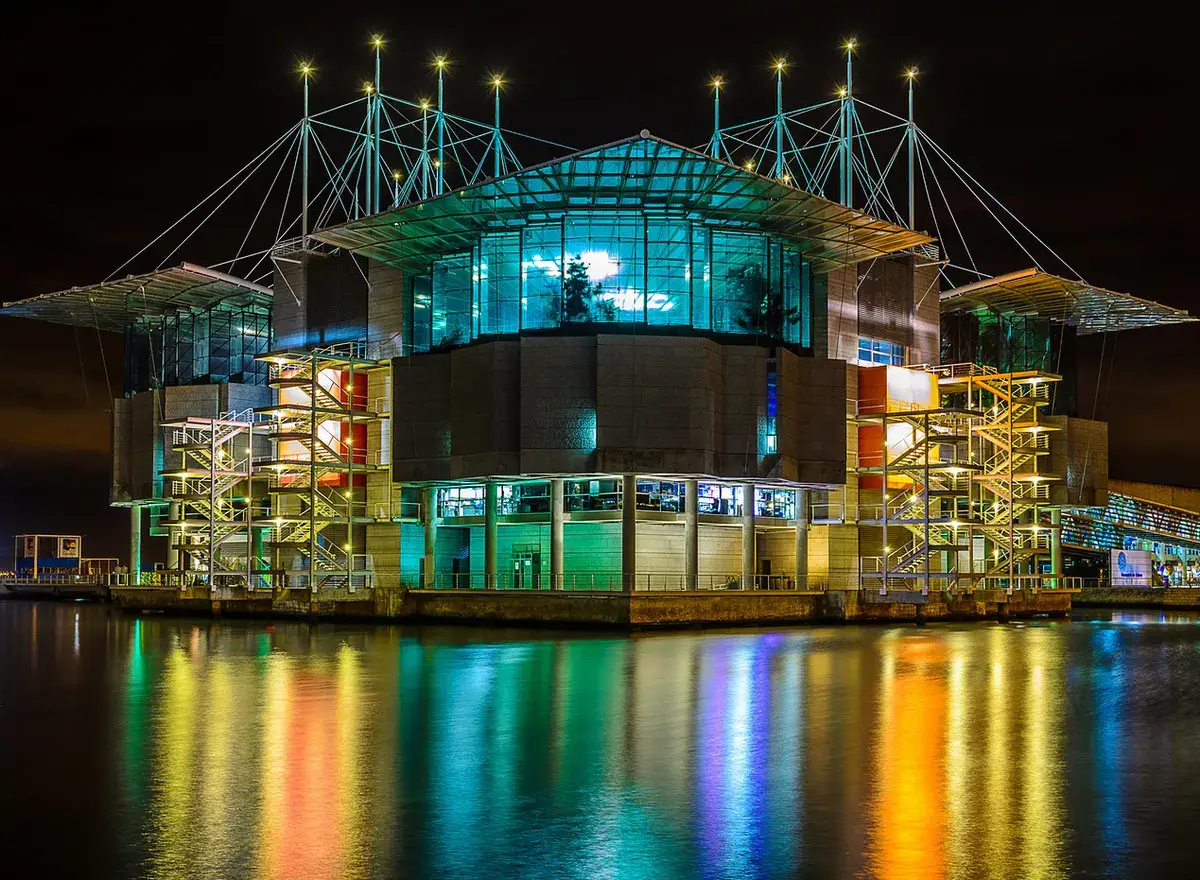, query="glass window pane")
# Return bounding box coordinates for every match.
[563,213,643,324]
[431,254,472,347]
[782,247,803,344]
[711,230,768,335]
[521,223,562,330]
[647,219,690,326]
[478,231,520,335]
[412,275,432,353]
[691,224,711,330]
